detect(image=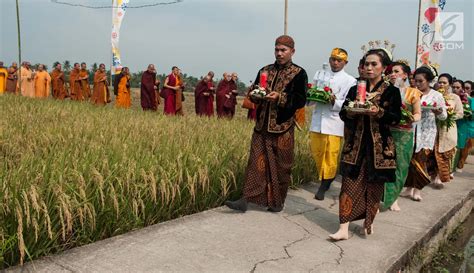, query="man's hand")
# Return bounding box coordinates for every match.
[329,94,336,105]
[265,91,280,102]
